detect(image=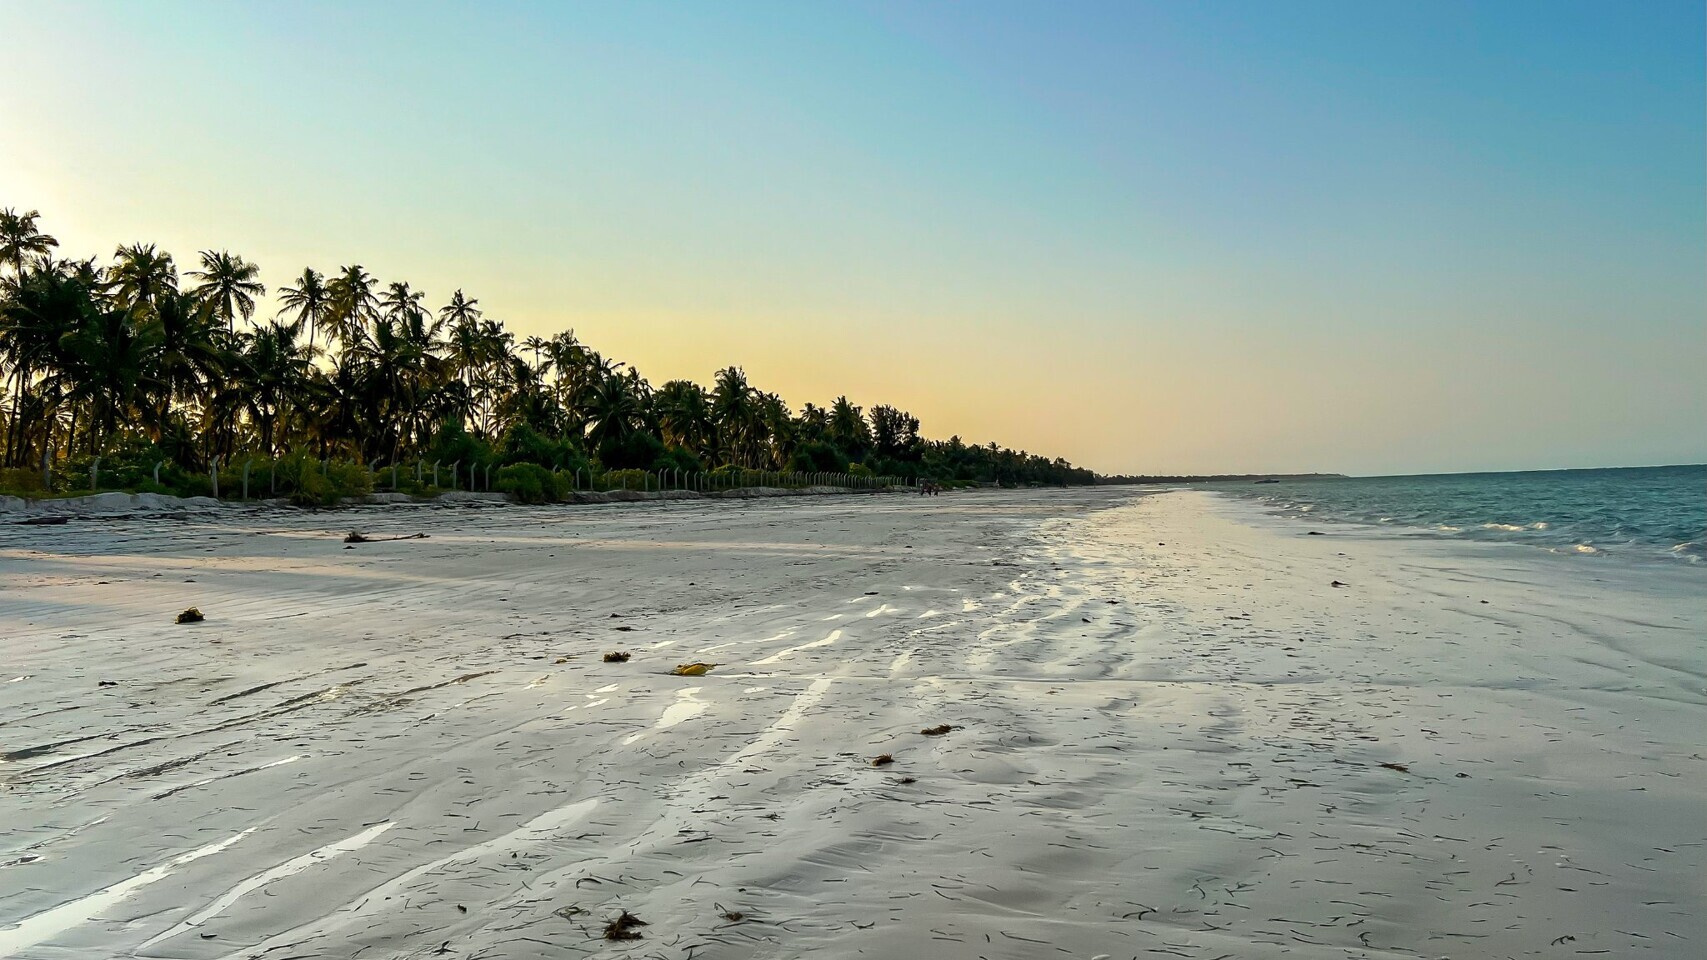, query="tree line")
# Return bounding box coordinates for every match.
[0,207,1096,498]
